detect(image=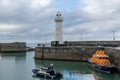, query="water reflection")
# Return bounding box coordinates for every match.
[34,60,96,80]
[34,60,120,80]
[93,71,120,80]
[0,52,26,60]
[0,52,119,80]
[0,51,34,80]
